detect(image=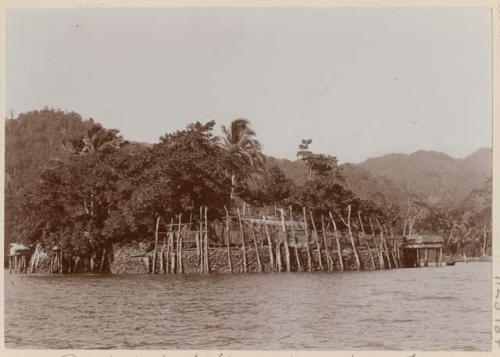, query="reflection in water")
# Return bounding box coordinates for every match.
[5,262,490,350]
